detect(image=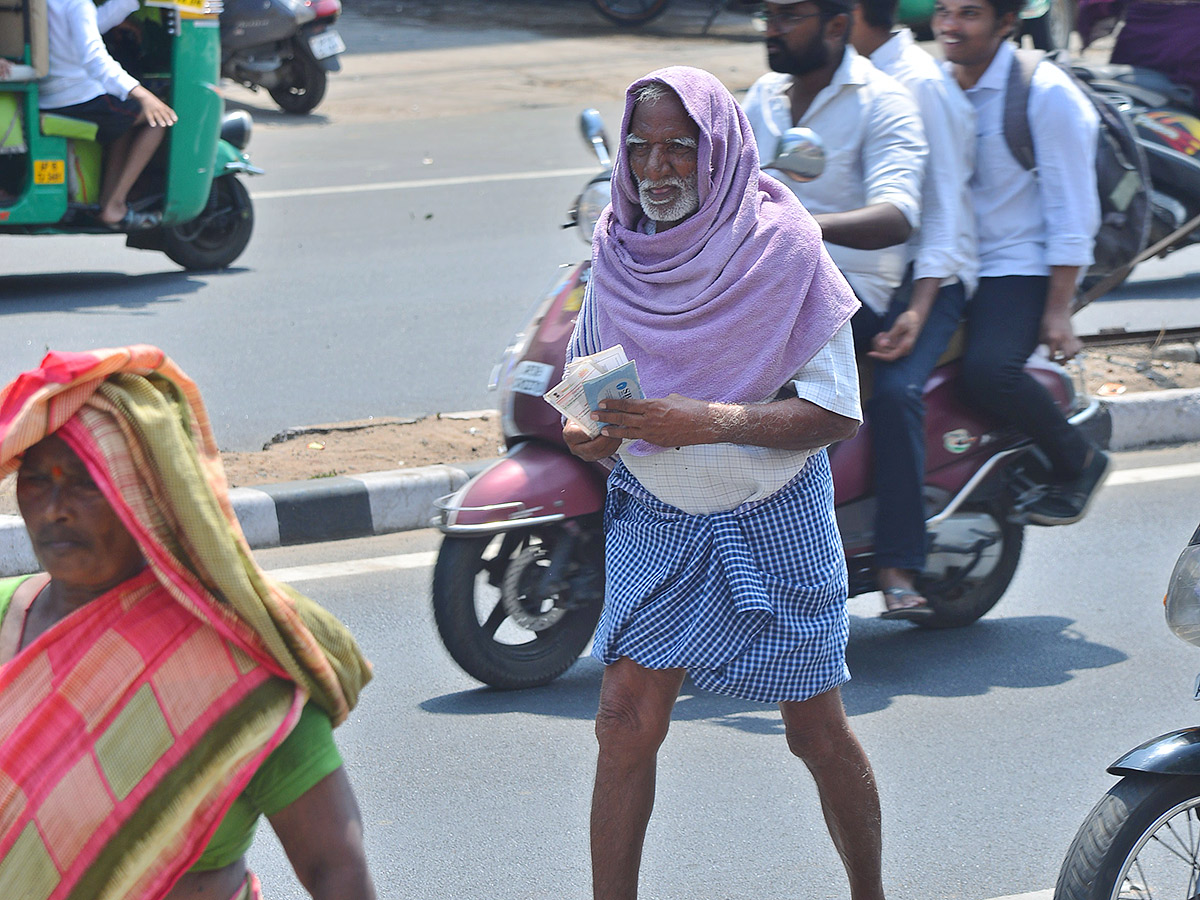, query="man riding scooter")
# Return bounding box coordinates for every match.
[38,0,176,229]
